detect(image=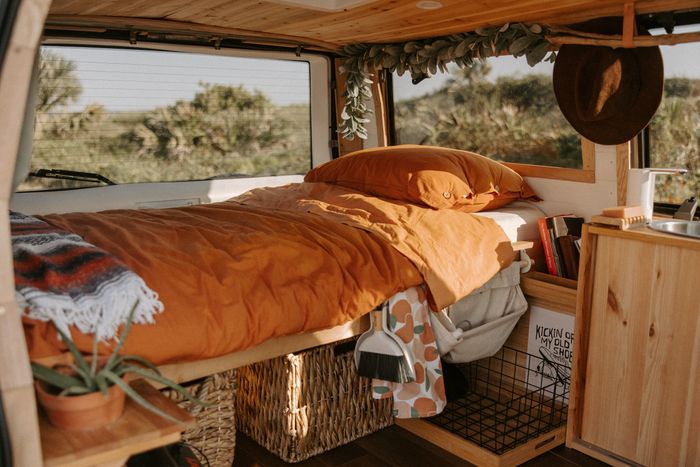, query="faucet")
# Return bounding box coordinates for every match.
[627,168,688,223]
[674,197,698,221]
